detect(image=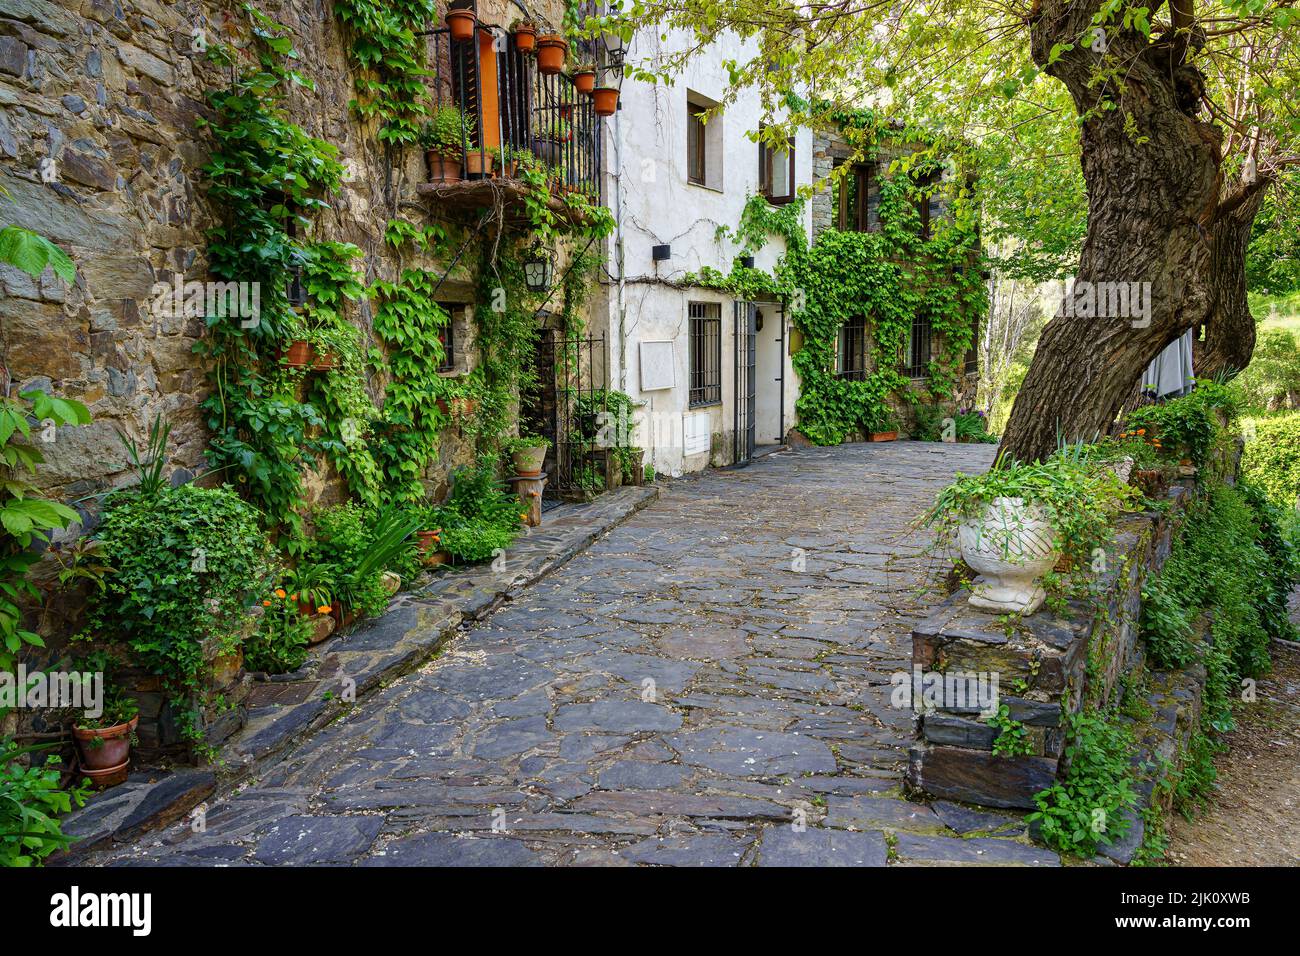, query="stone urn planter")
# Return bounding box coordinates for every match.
[511,444,547,477]
[957,497,1060,615]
